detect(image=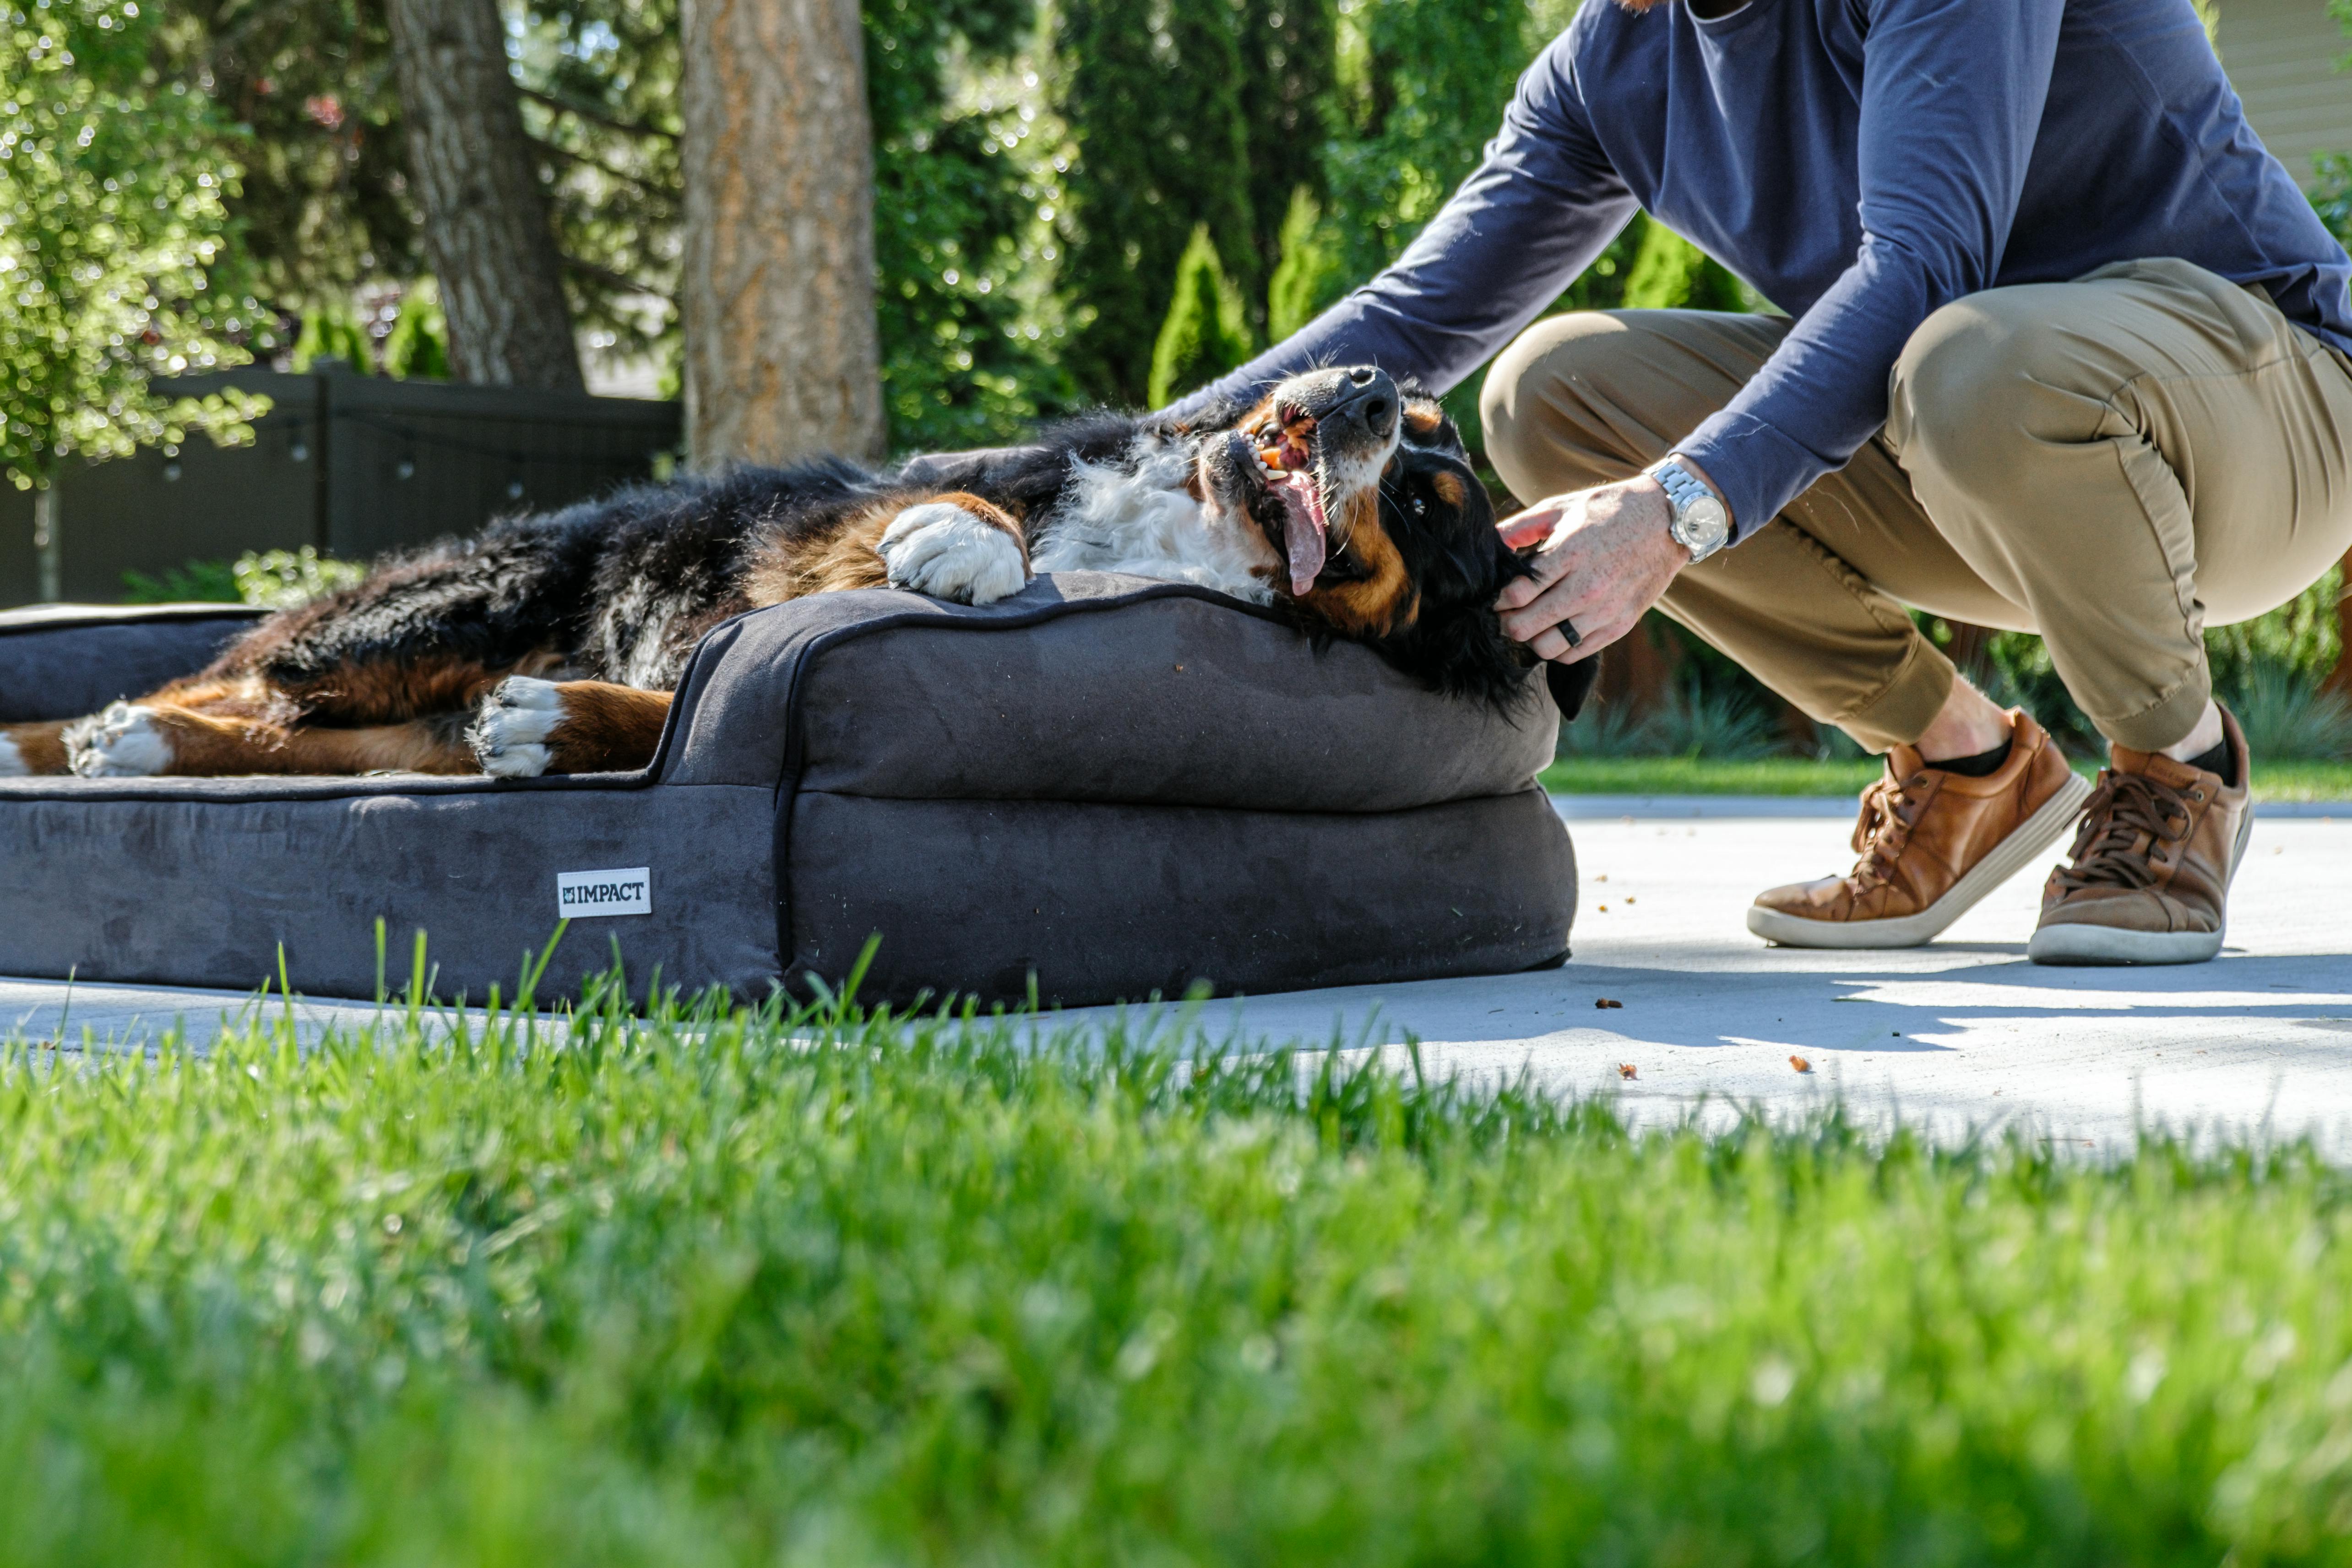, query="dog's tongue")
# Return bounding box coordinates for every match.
[1279,477,1325,596]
